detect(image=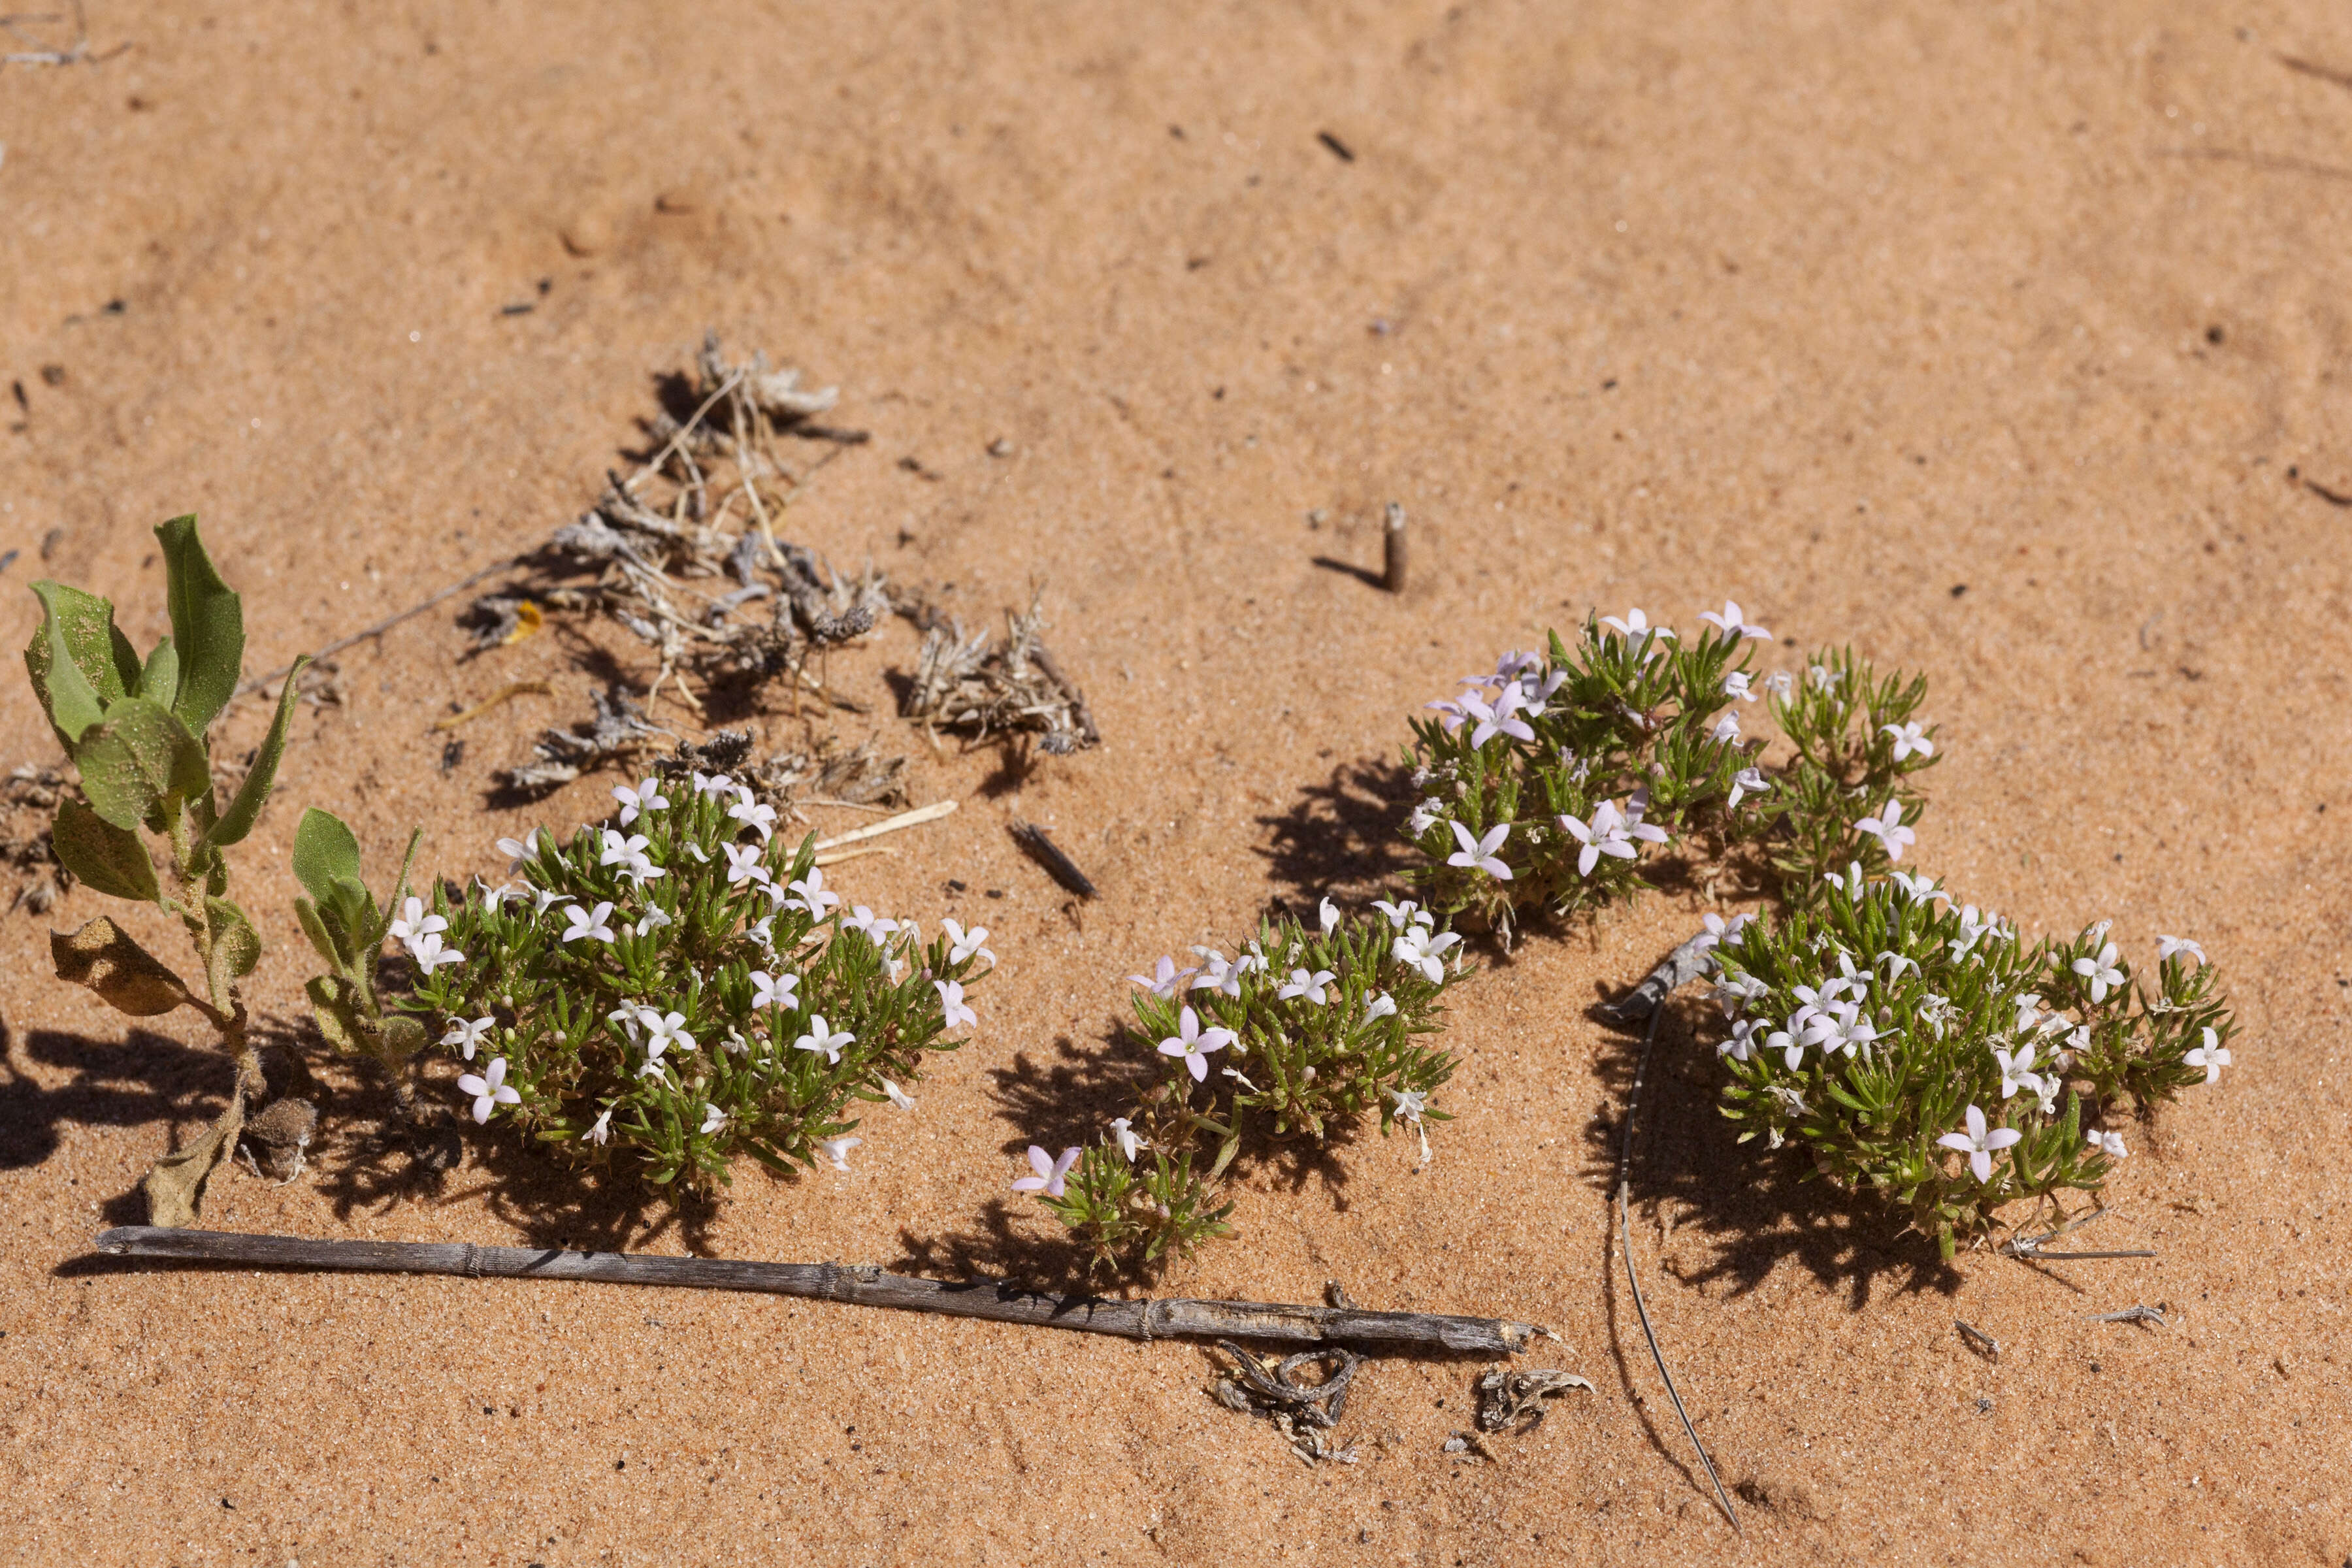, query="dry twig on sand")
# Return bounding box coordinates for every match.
[898,589,1100,754]
[92,1227,1543,1358]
